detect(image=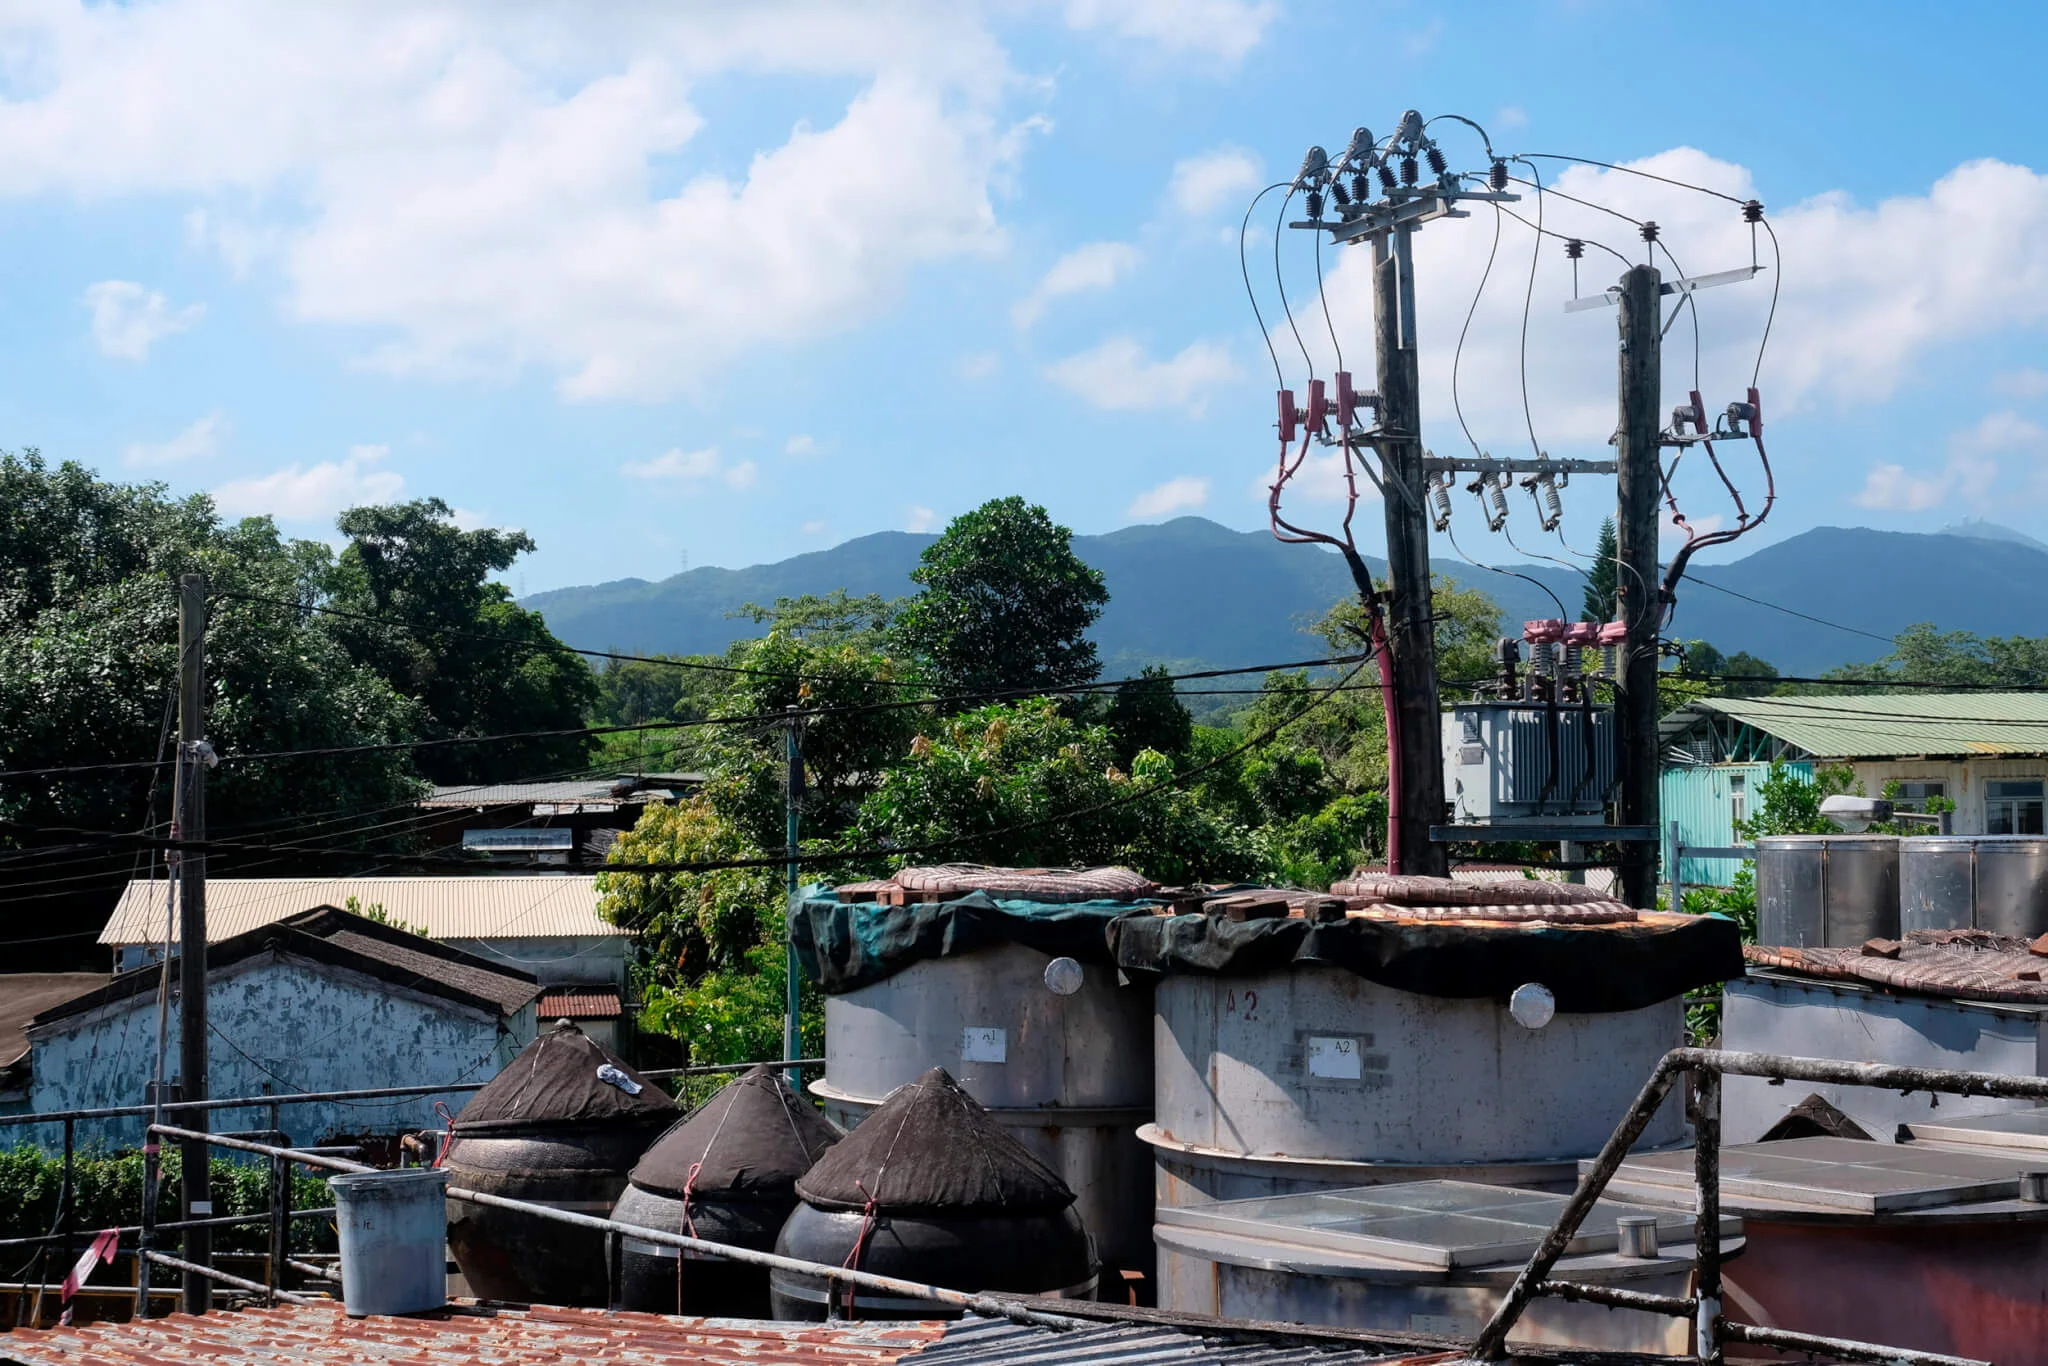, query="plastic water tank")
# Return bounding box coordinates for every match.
[330,1168,449,1317]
